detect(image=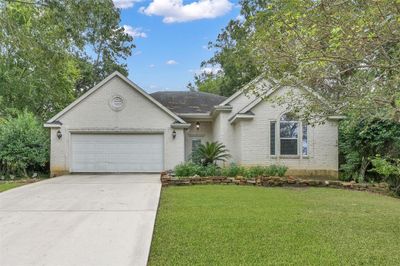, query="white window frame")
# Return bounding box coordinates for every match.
[270,114,309,158]
[279,118,299,155]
